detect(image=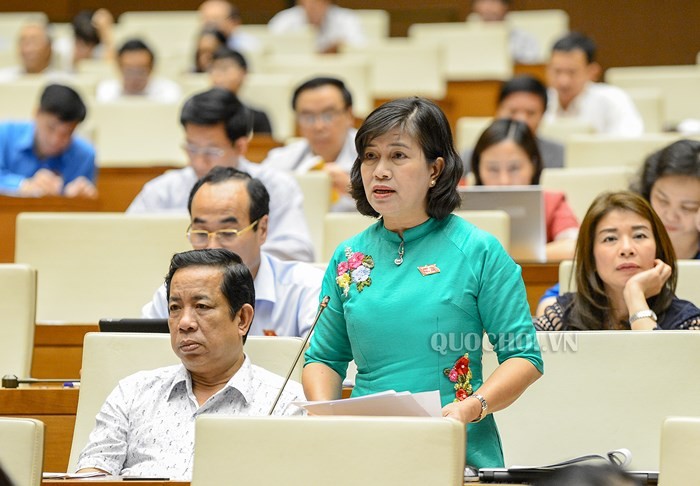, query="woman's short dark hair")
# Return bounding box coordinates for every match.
[471,119,542,185]
[349,97,462,220]
[566,191,677,330]
[164,248,255,342]
[632,139,700,201]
